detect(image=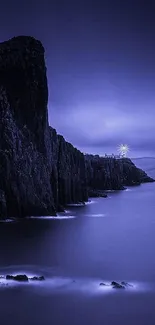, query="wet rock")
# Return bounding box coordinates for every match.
[121,281,133,287]
[6,274,28,281]
[29,276,45,281]
[111,281,125,289]
[88,190,107,198]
